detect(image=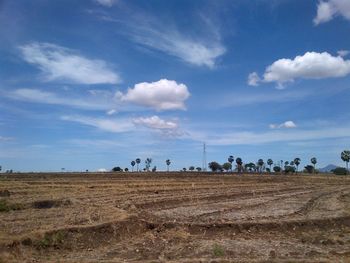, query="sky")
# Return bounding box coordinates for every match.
[1,0,350,172]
